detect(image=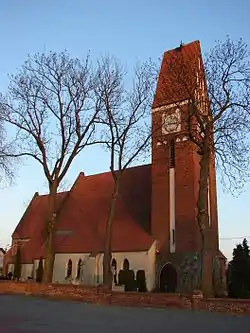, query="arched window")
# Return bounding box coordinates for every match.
[111,258,117,285]
[76,259,82,279]
[111,258,117,270]
[123,258,129,271]
[66,259,72,278]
